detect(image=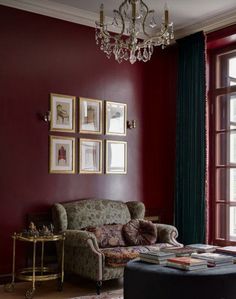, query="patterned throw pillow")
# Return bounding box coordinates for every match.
[123,219,157,246]
[86,224,126,248]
